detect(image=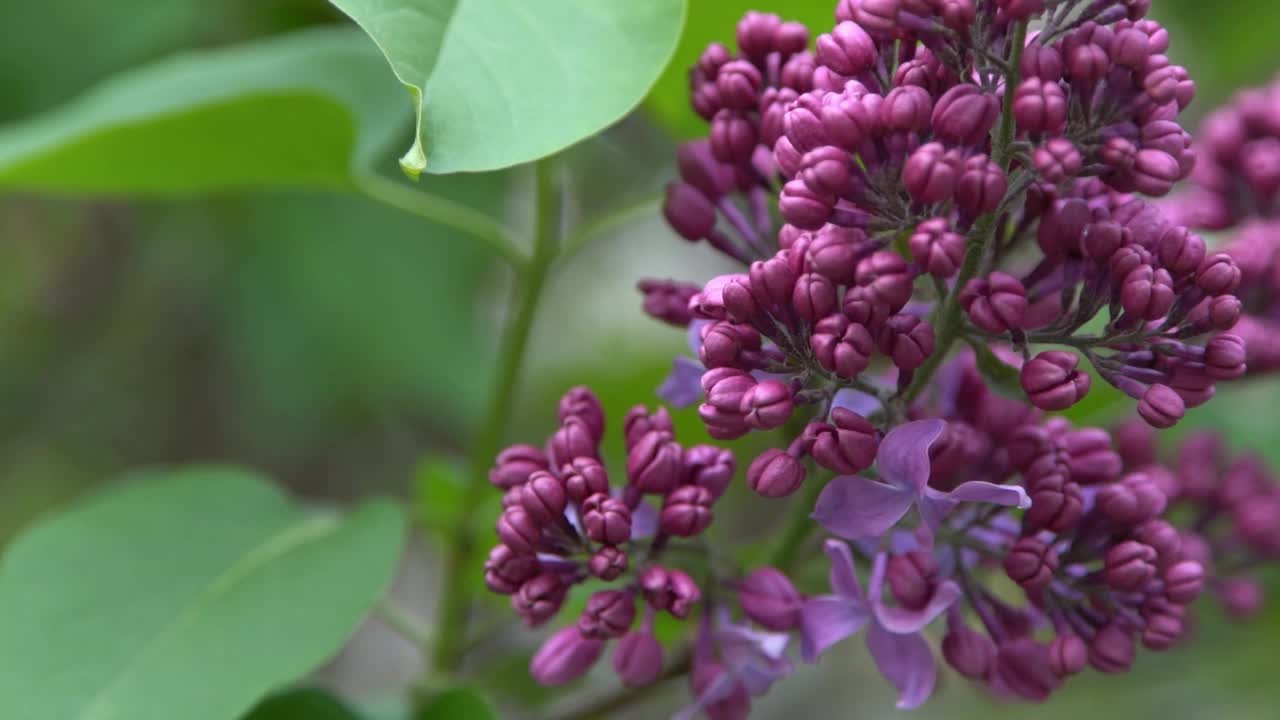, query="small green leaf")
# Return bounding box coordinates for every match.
[0,466,405,720]
[242,689,363,720]
[965,338,1024,401]
[416,687,498,720]
[329,0,688,175]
